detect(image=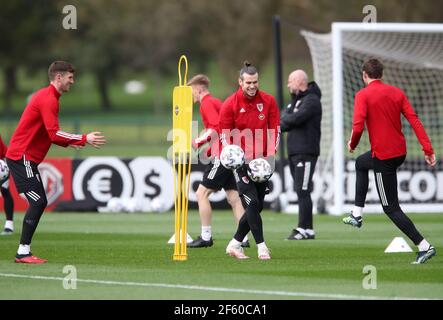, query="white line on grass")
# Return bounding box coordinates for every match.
[0,272,434,300]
